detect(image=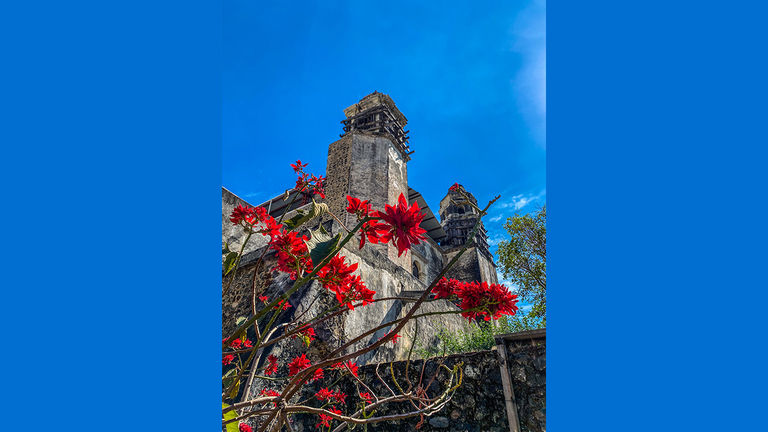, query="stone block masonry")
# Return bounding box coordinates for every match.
[284,330,545,432]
